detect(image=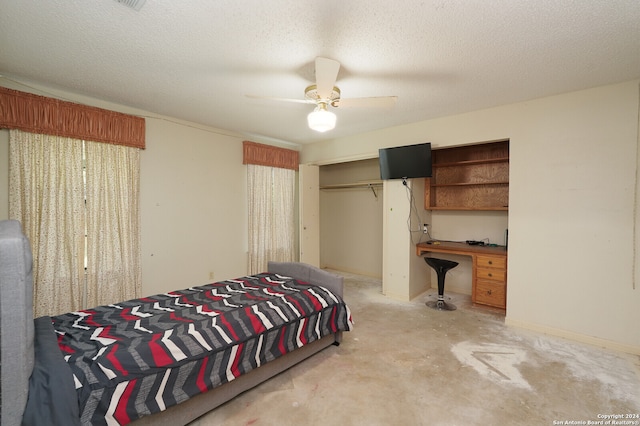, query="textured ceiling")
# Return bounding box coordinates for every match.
[1,0,639,146]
